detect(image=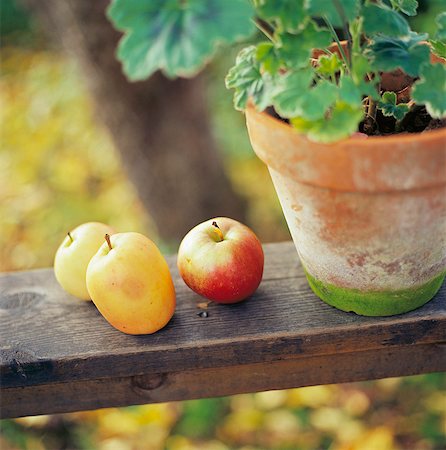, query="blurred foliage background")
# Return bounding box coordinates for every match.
[1,0,445,449]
